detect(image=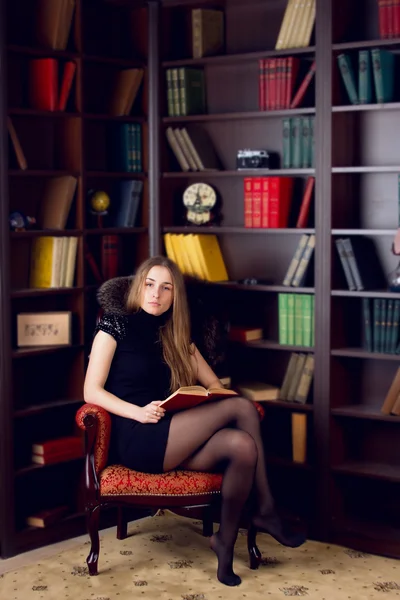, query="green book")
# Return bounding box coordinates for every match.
[302,294,312,347]
[294,294,304,346]
[179,67,206,116]
[291,116,302,169]
[371,48,394,103]
[362,298,372,352]
[337,53,359,105]
[385,299,394,354]
[358,50,372,104]
[287,293,295,345]
[301,117,312,169]
[282,118,292,169]
[278,293,289,345]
